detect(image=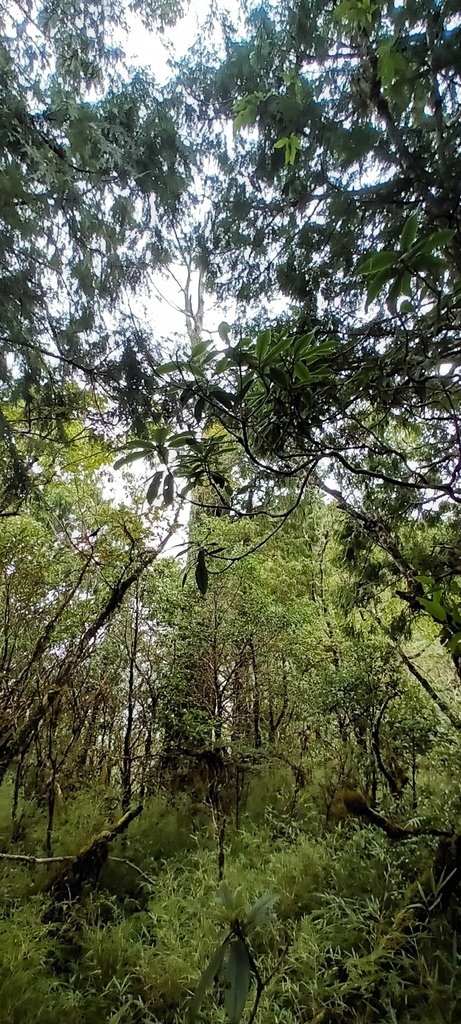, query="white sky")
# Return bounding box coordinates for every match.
[125,0,215,81]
